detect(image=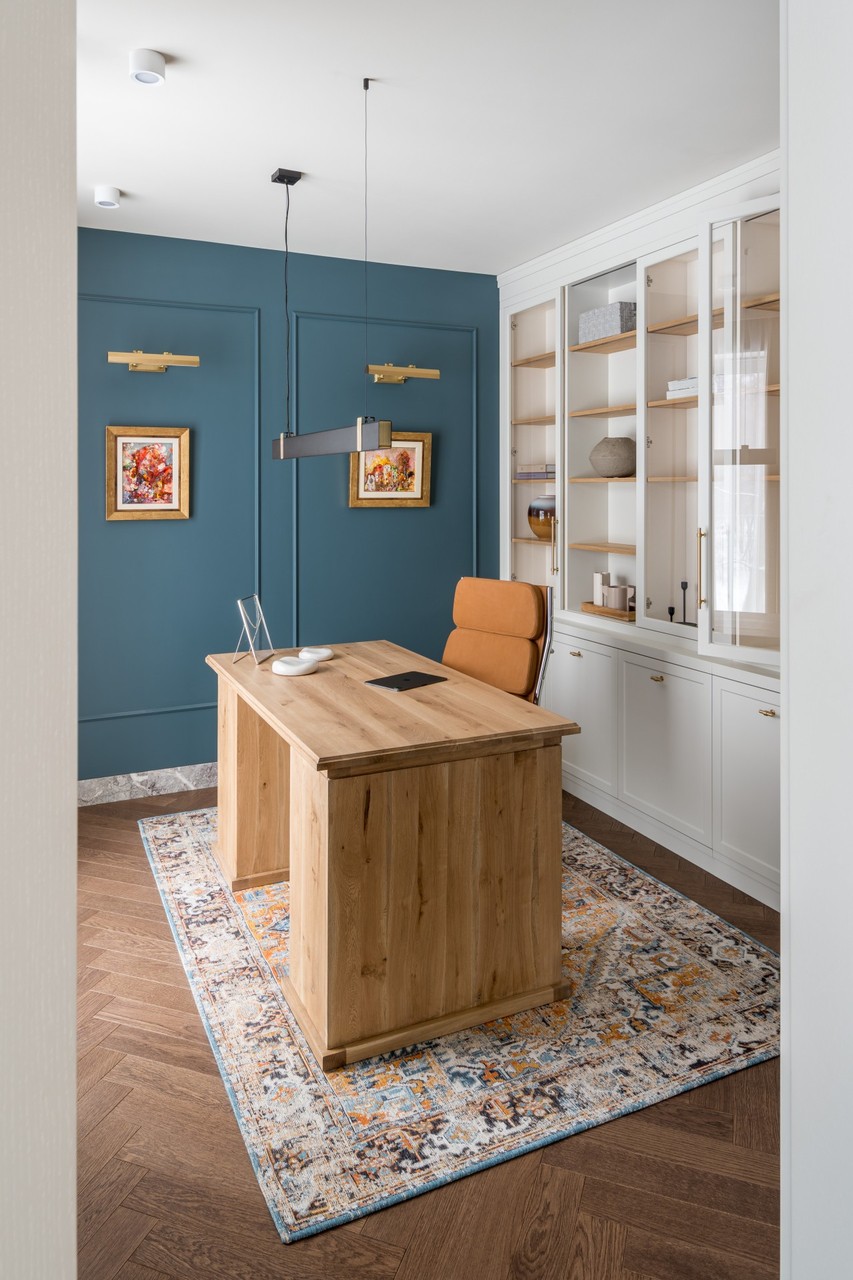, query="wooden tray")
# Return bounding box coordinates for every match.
[581,601,636,622]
